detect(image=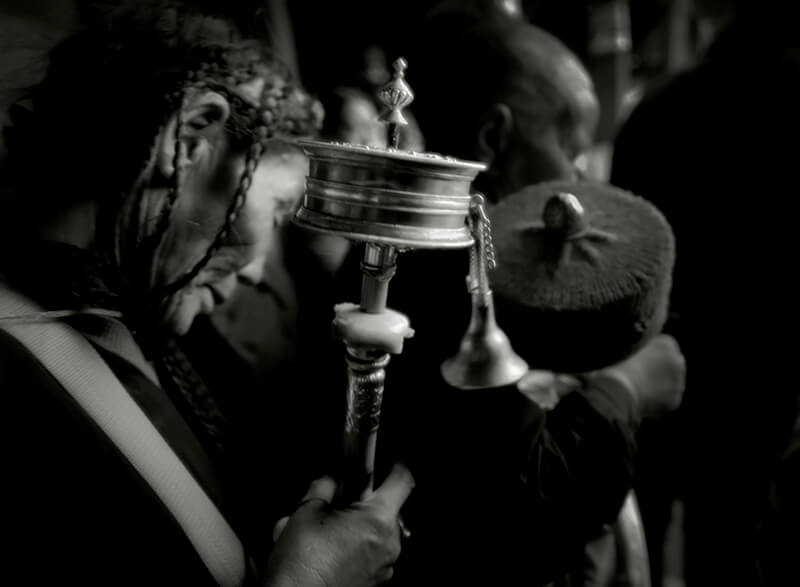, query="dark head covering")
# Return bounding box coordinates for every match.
[490,179,675,373]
